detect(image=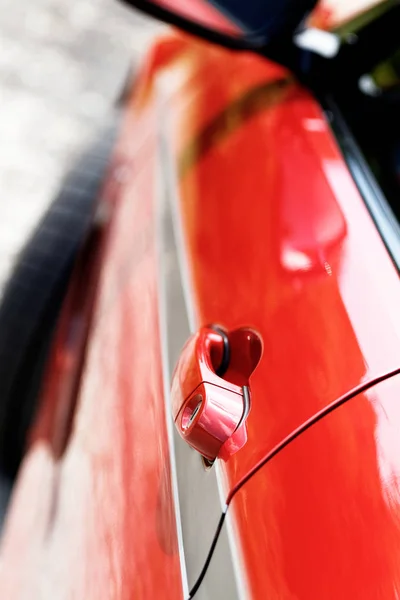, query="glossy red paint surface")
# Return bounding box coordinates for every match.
[2,27,400,599]
[229,373,400,599]
[0,103,183,598]
[154,36,400,495]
